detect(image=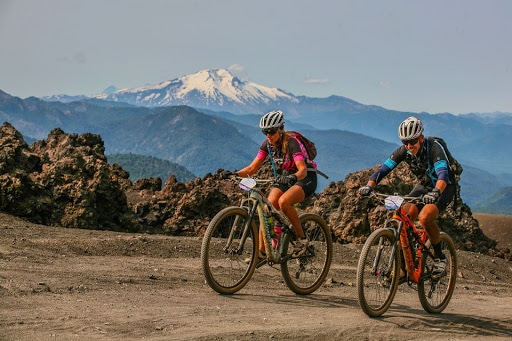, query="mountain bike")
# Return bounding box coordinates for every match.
[356,192,457,317]
[201,176,333,295]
